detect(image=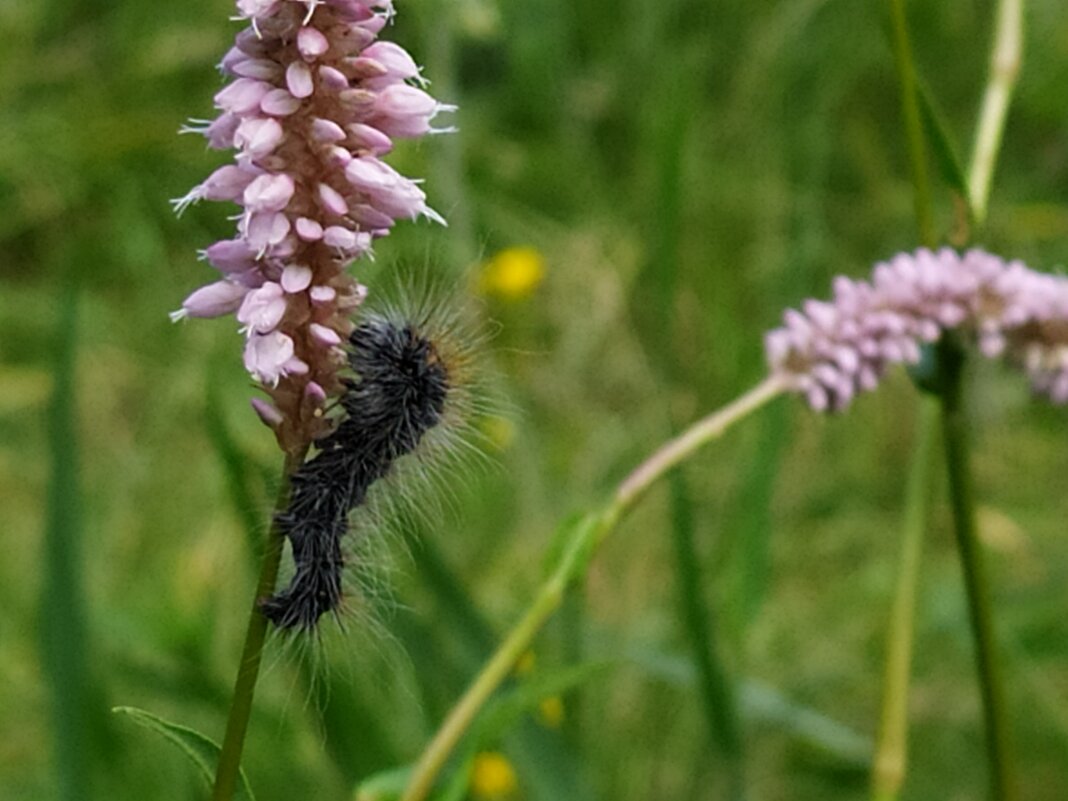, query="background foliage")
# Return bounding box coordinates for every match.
[2,0,1067,799]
